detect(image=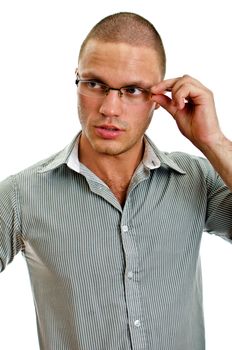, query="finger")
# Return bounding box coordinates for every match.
[171,75,207,97]
[152,86,190,111]
[172,82,209,110]
[151,77,181,94]
[152,75,206,95]
[171,84,193,109]
[152,94,178,116]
